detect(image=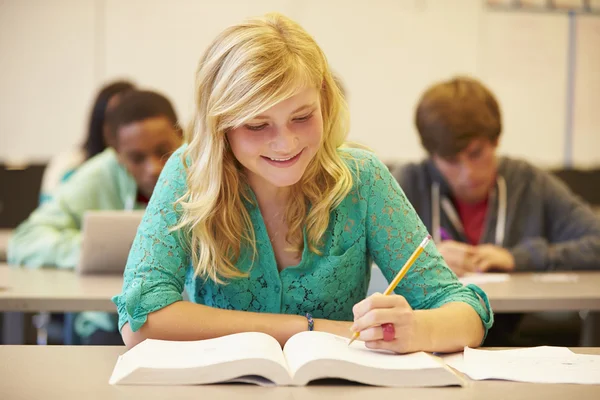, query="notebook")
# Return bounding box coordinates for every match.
[109,331,464,387]
[77,210,144,275]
